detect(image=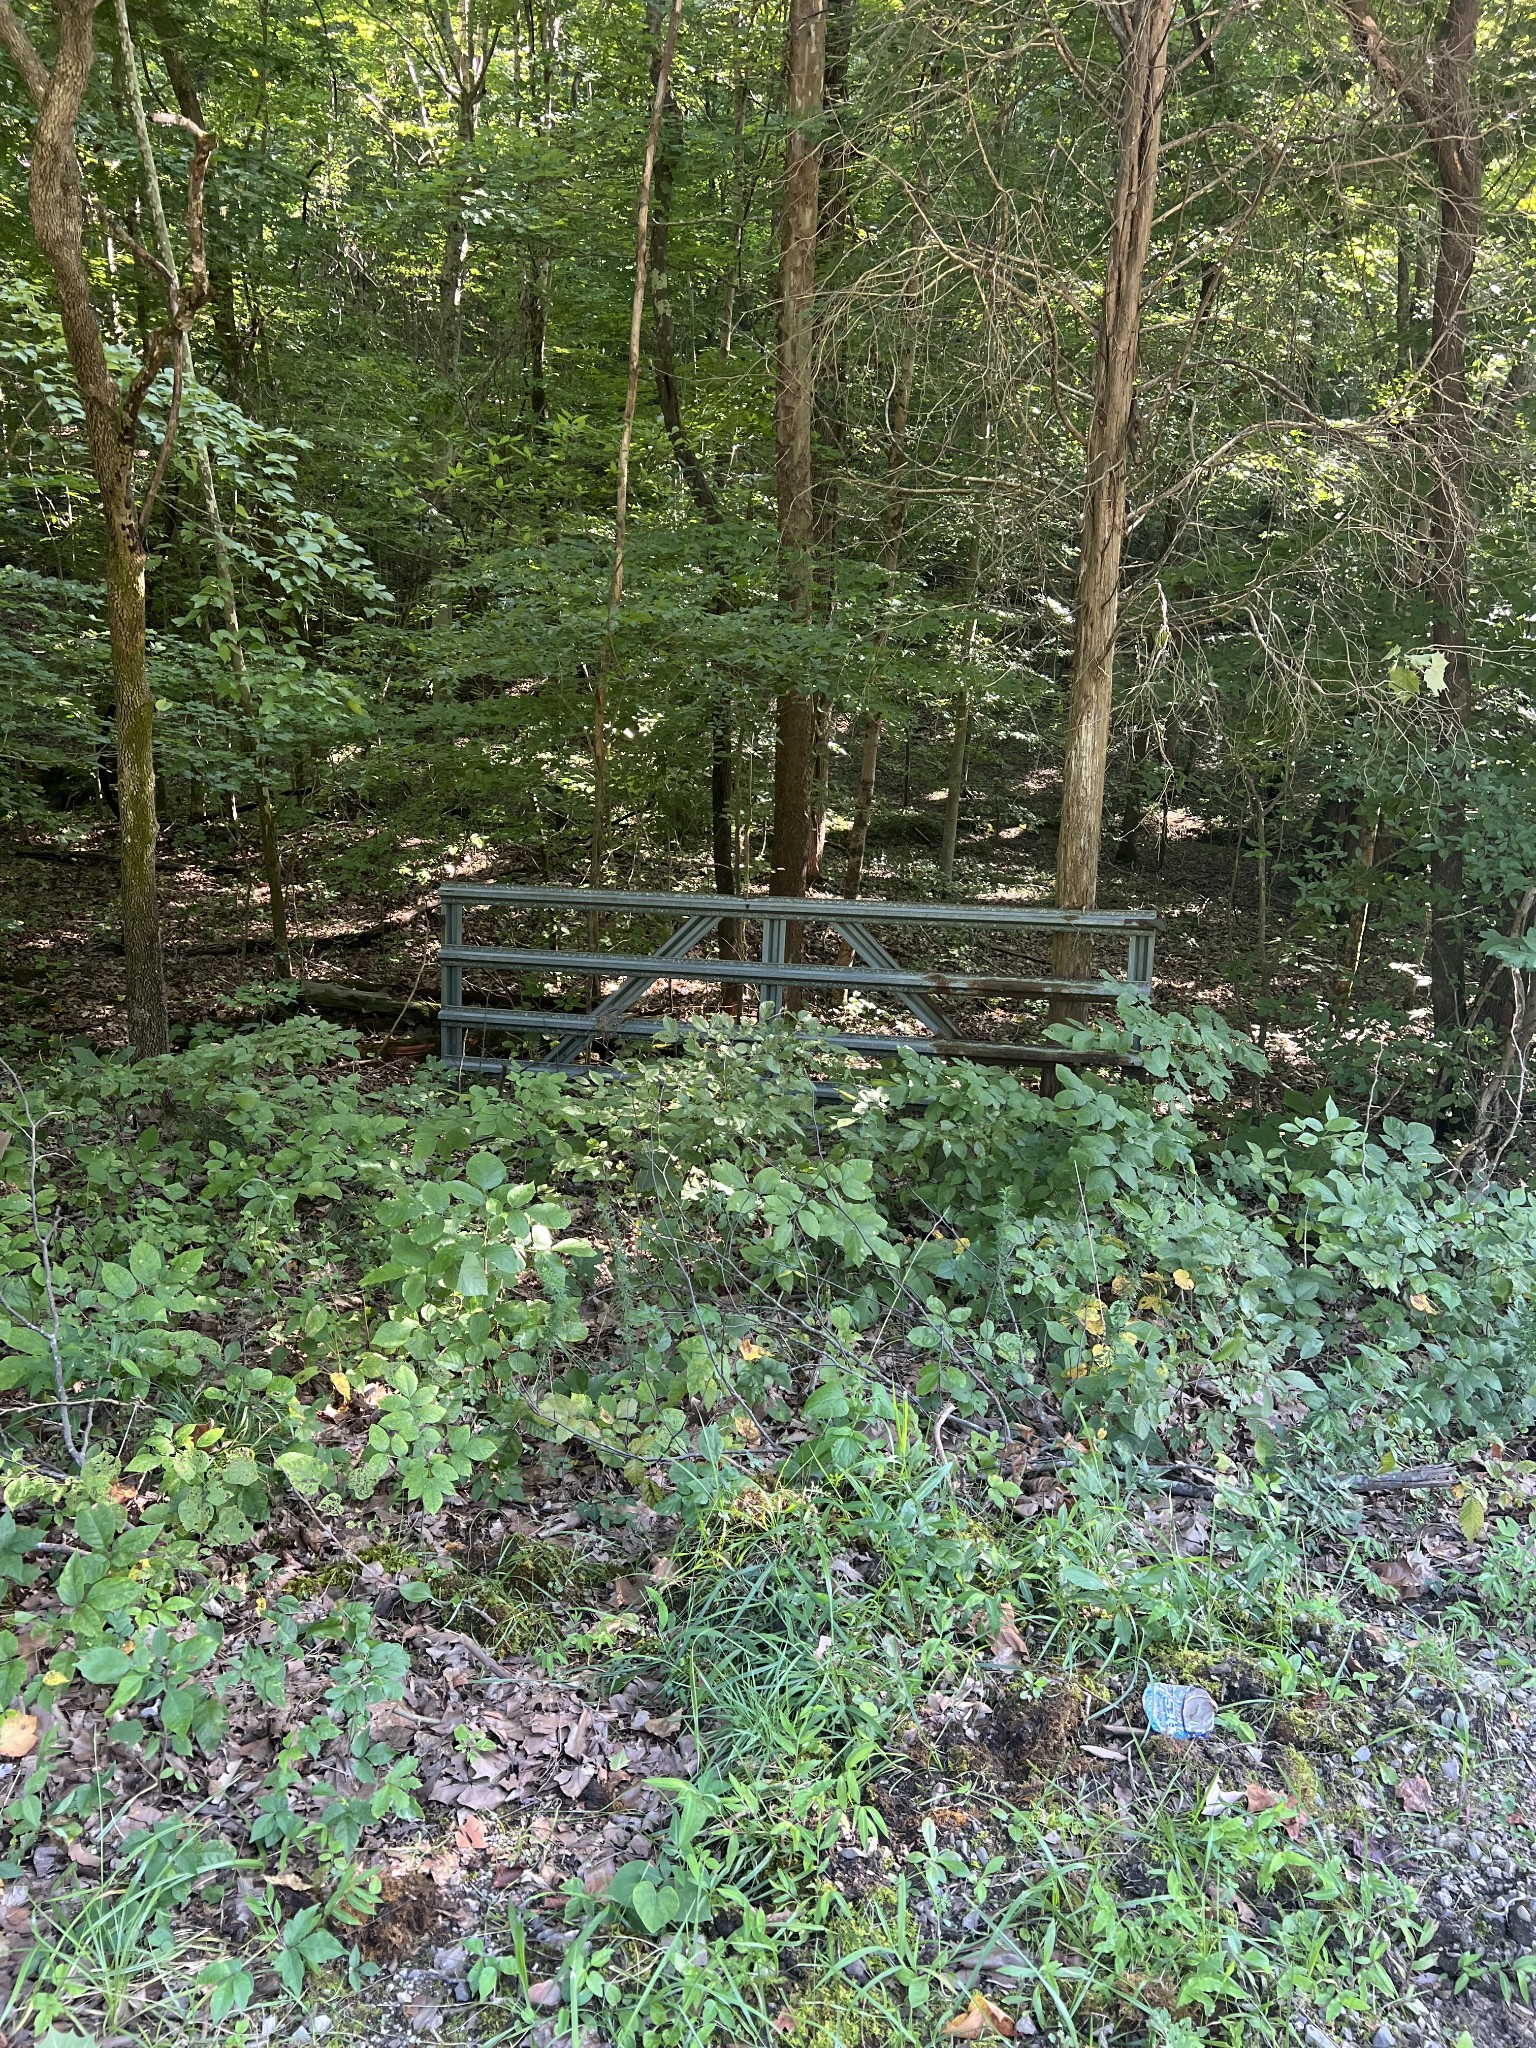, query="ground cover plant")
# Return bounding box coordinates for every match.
[0,1016,1534,2048]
